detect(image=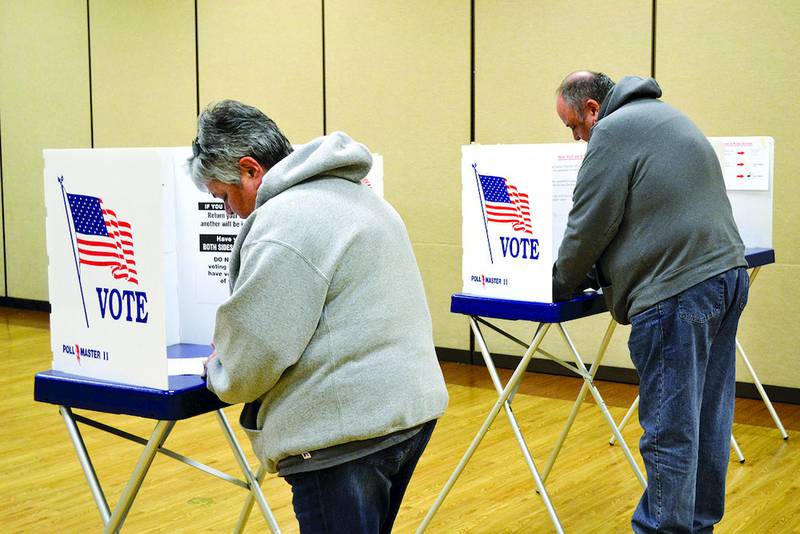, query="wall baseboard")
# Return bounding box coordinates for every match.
[0,297,50,312]
[436,346,800,405]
